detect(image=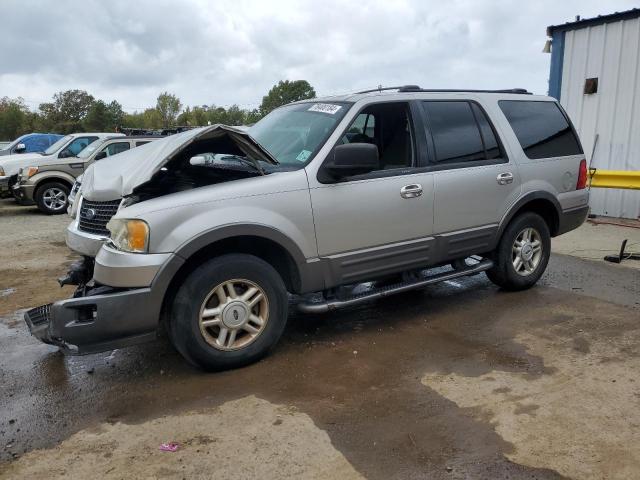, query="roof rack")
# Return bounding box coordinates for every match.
[356,85,531,95]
